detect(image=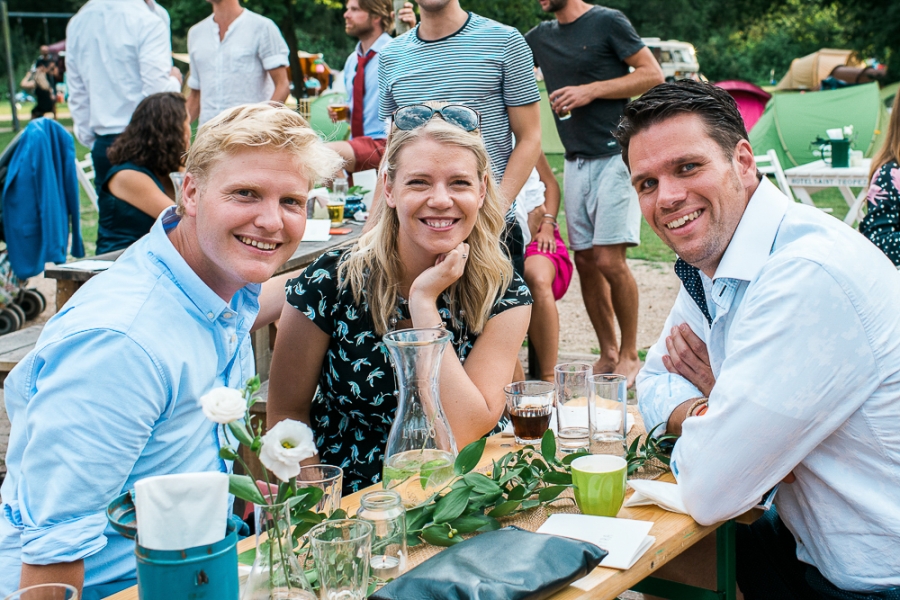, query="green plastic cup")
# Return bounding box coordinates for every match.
[570,455,627,517]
